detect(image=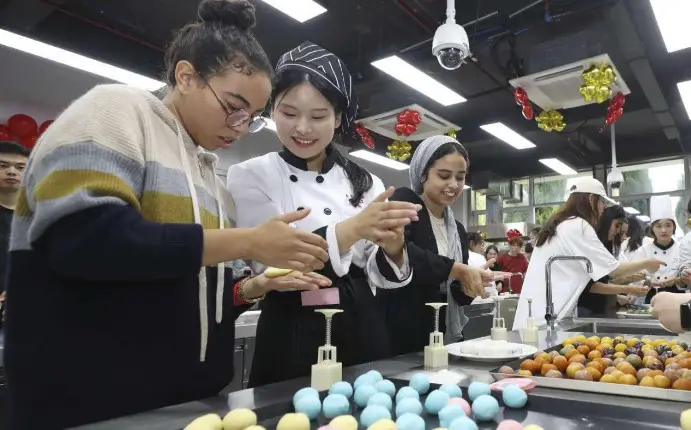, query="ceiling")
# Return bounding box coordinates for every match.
[1,0,690,181]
